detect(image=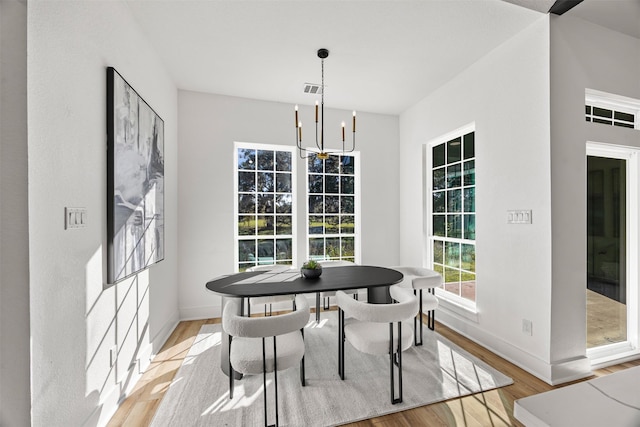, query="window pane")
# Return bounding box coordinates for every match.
[445,241,460,268]
[309,238,324,257]
[308,155,323,173]
[257,150,274,170]
[257,194,274,213]
[463,160,475,186]
[238,263,254,273]
[238,171,255,192]
[341,216,354,234]
[433,215,446,237]
[238,240,255,262]
[461,244,475,272]
[586,105,592,114]
[309,216,324,234]
[238,194,255,213]
[433,144,445,168]
[275,194,292,213]
[276,173,291,193]
[614,111,634,122]
[238,216,255,235]
[464,215,475,240]
[276,216,292,235]
[448,214,462,238]
[275,238,292,260]
[461,272,476,301]
[325,156,339,174]
[593,118,612,125]
[464,187,475,212]
[258,172,274,192]
[325,196,339,213]
[444,268,461,288]
[447,138,461,163]
[257,215,273,235]
[325,175,340,193]
[341,156,355,174]
[326,237,340,258]
[309,195,323,213]
[257,239,274,262]
[325,215,339,233]
[341,176,355,194]
[433,264,444,276]
[309,174,323,193]
[463,132,475,159]
[433,240,444,264]
[276,151,292,171]
[341,196,354,214]
[341,237,355,257]
[433,191,445,213]
[615,122,635,129]
[433,168,445,191]
[447,164,461,188]
[593,107,612,118]
[447,189,462,212]
[238,148,256,170]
